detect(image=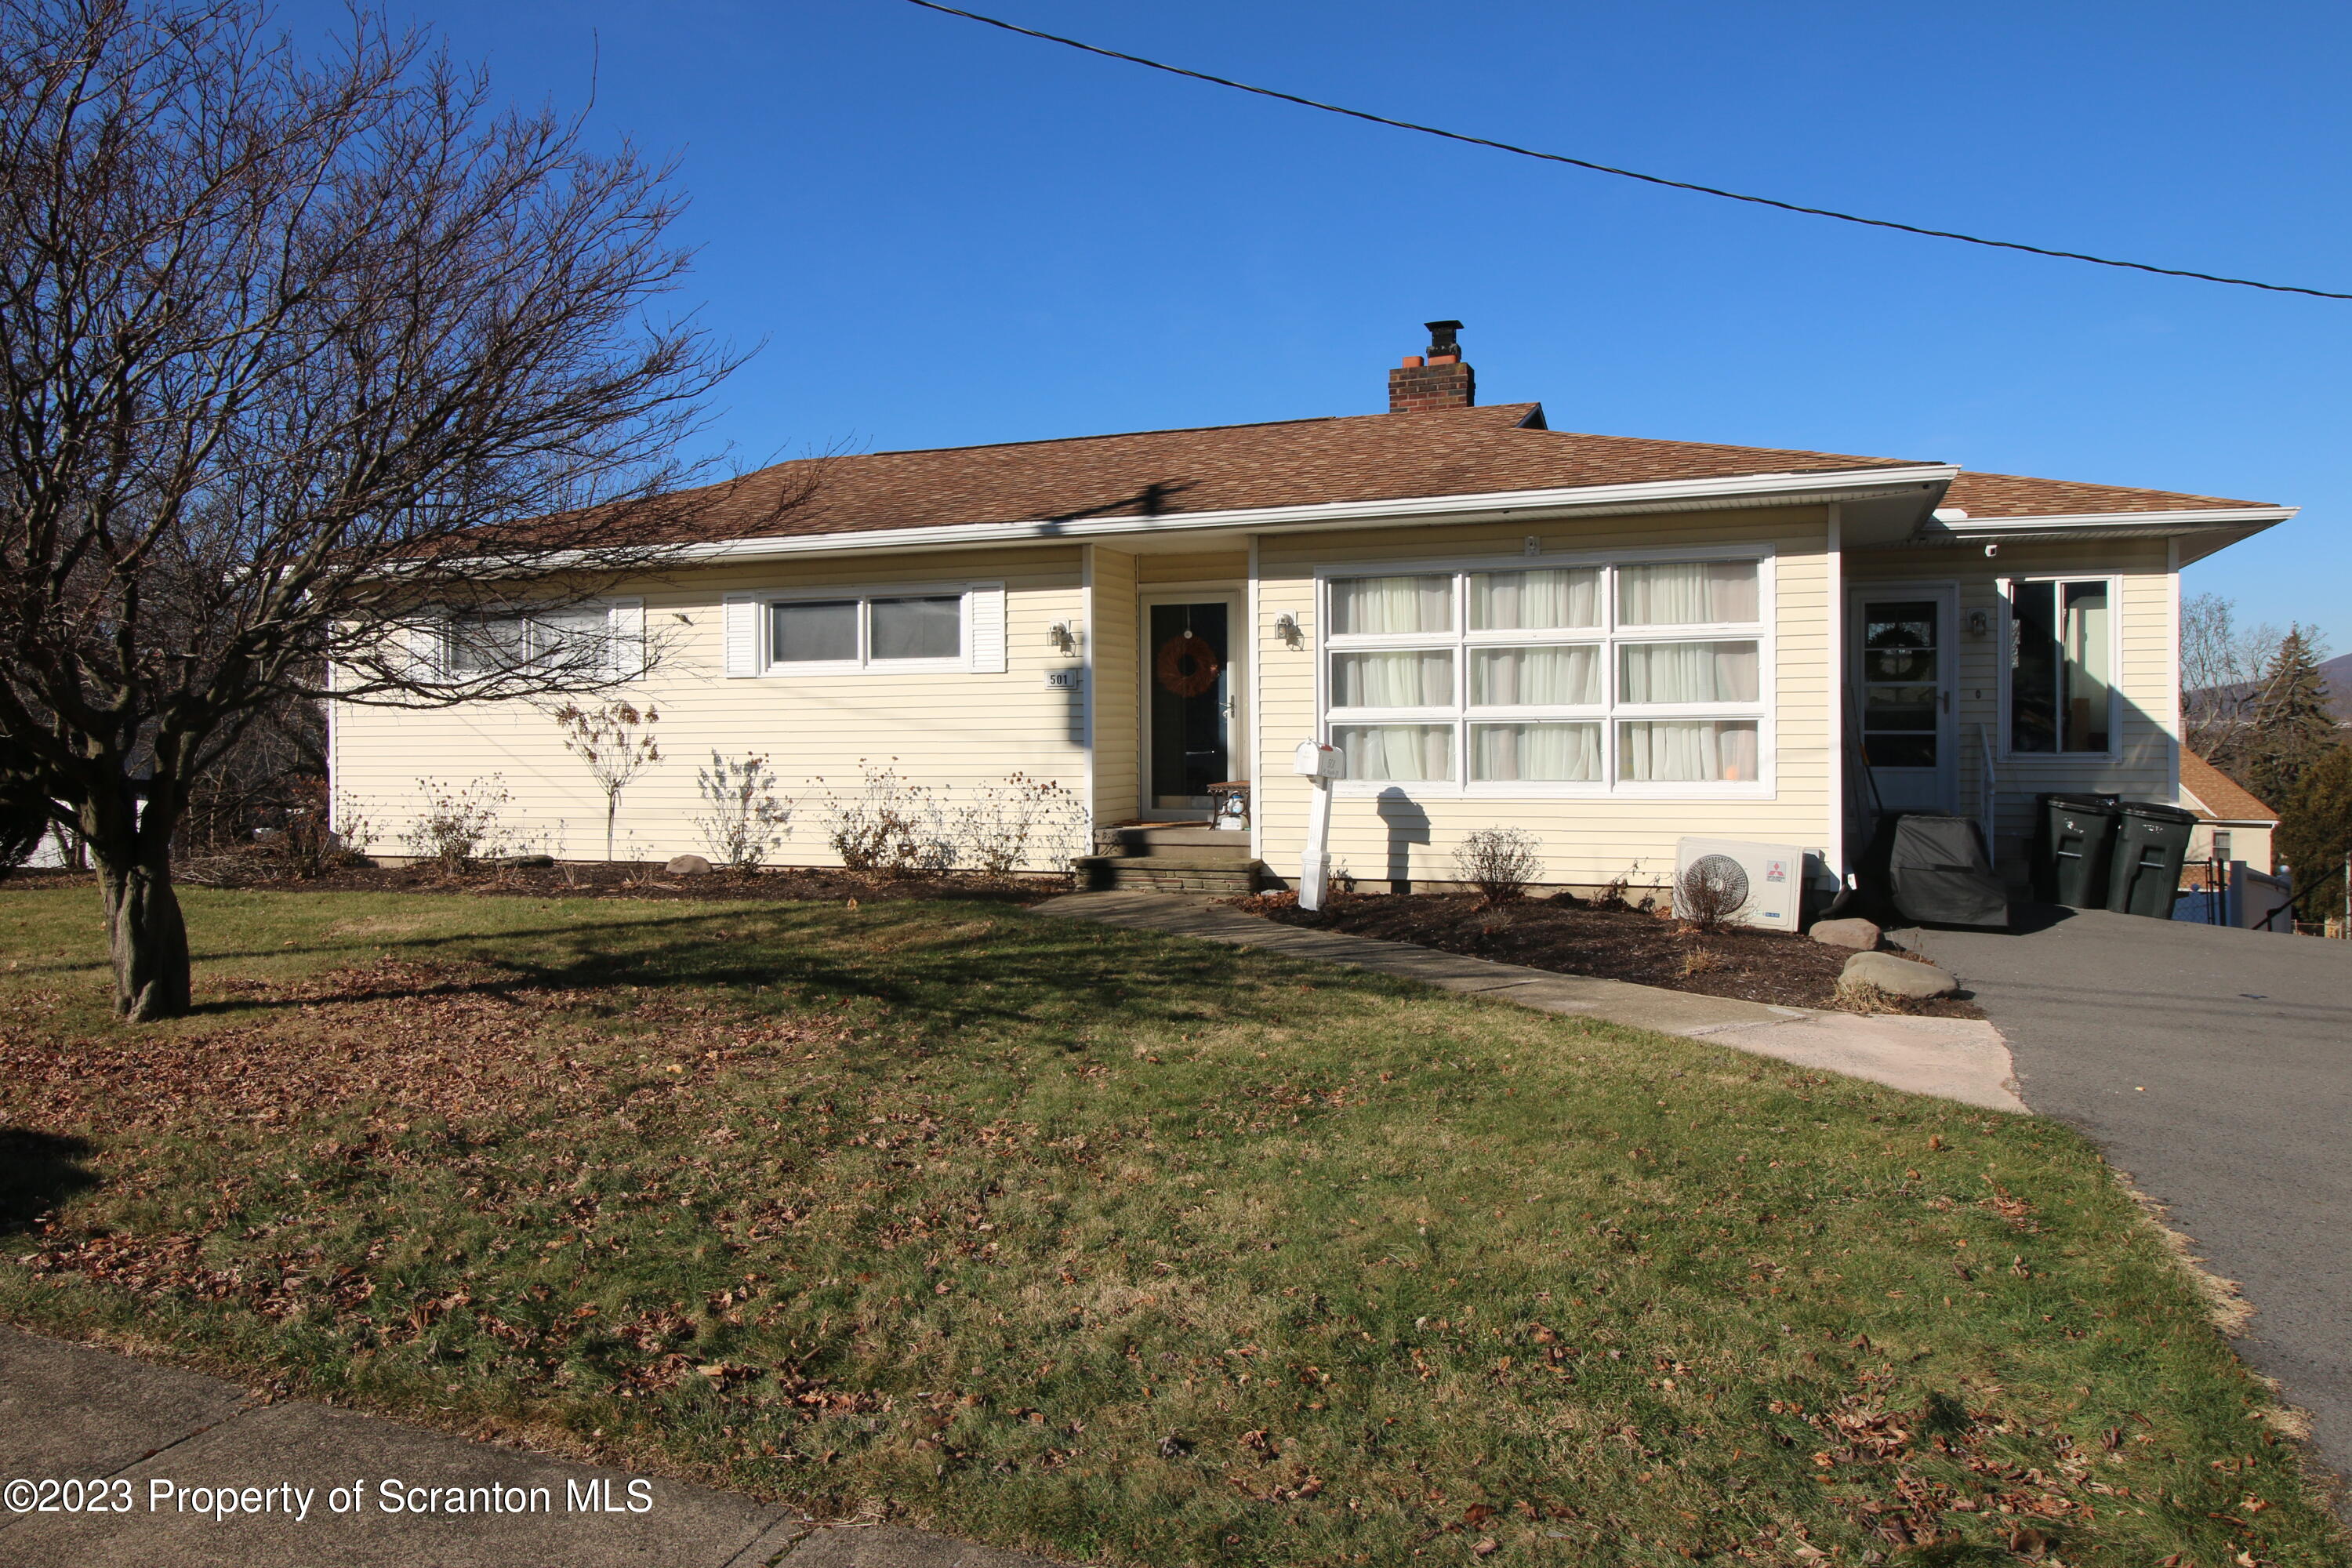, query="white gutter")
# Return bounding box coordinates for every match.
[652,464,1961,565]
[1897,506,2296,543]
